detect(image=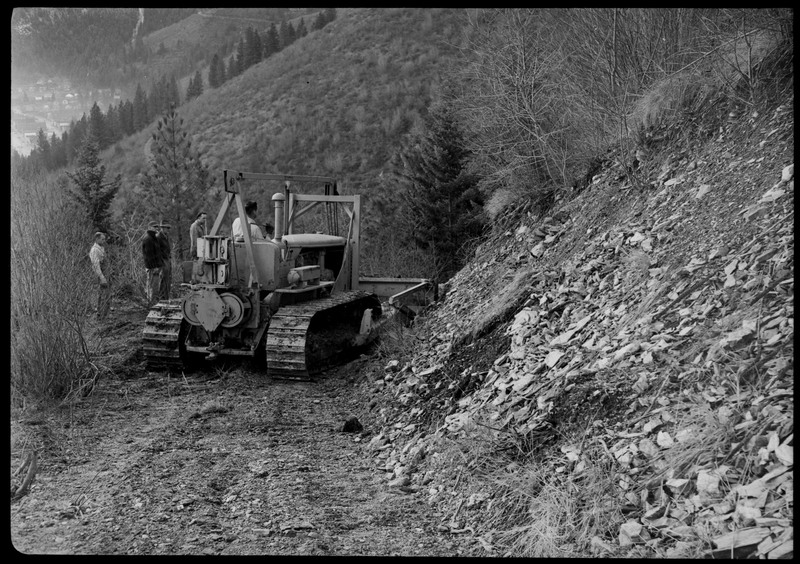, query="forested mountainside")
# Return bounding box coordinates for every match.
[99,8,464,273]
[12,8,186,86]
[10,8,315,89]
